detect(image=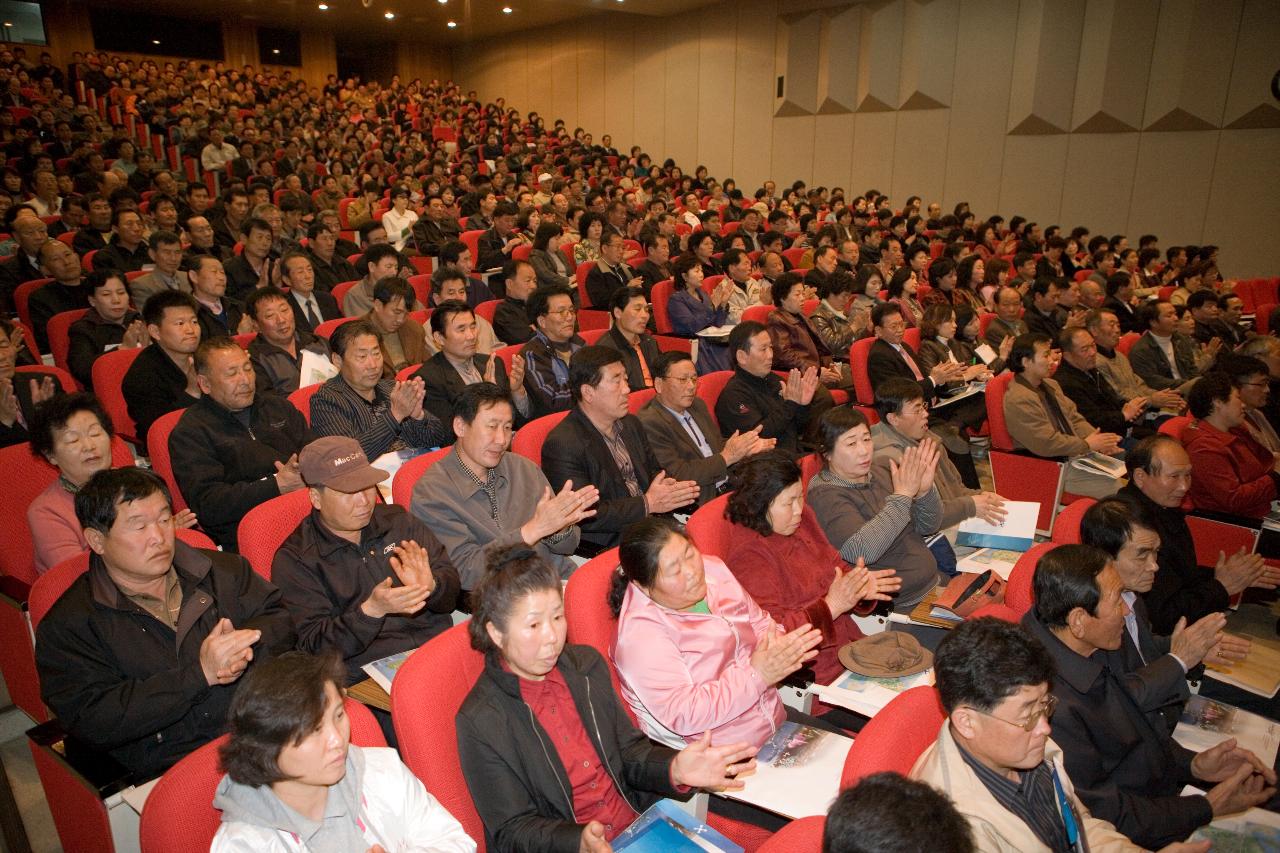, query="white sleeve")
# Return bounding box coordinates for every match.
[367,748,477,852]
